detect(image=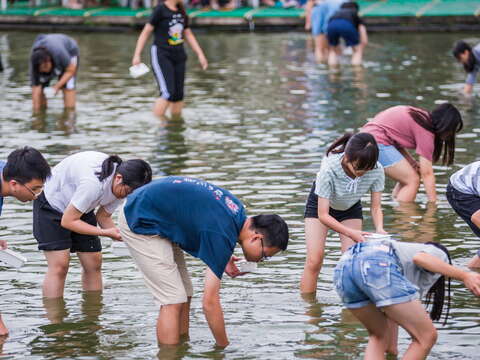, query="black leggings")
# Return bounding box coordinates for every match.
[150,45,187,102]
